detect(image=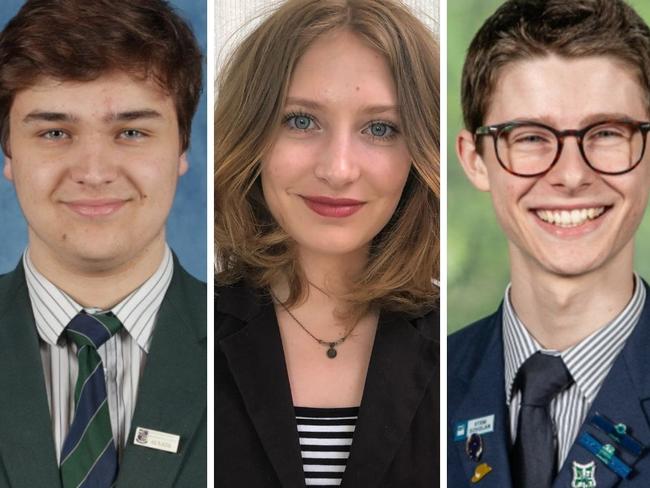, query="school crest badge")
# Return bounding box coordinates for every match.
[572,461,596,488]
